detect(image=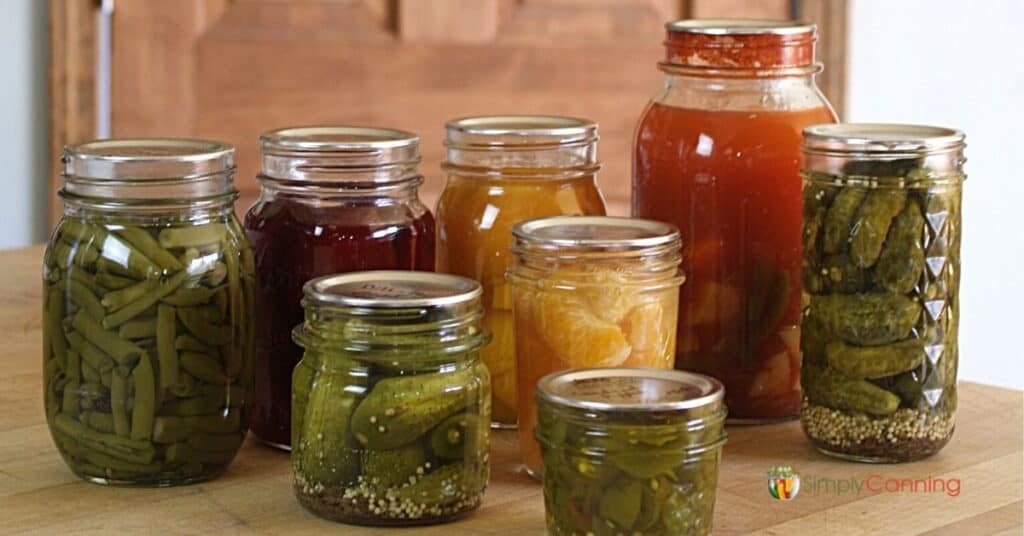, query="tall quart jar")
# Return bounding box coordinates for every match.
[43,139,254,486]
[800,124,966,462]
[291,271,491,525]
[507,216,684,477]
[436,115,607,427]
[536,368,727,536]
[245,126,435,449]
[632,19,839,422]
